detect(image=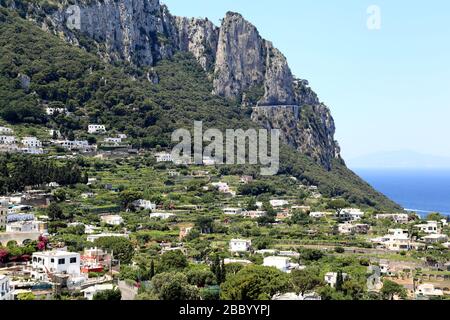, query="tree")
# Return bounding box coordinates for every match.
[381,280,407,300]
[335,271,344,292]
[149,260,155,279]
[291,269,323,295]
[158,250,188,273]
[53,189,67,202]
[328,199,349,220]
[119,190,143,210]
[186,269,216,287]
[246,197,258,211]
[94,237,134,264]
[150,272,200,300]
[220,266,292,300]
[17,292,35,300]
[93,288,122,301]
[47,202,63,221]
